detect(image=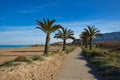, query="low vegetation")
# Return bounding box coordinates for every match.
[0,56,33,67]
[0,60,20,67]
[95,41,120,49]
[82,47,120,79]
[0,45,76,67]
[32,55,45,61]
[65,45,76,54]
[15,56,33,64]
